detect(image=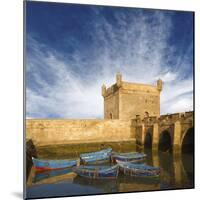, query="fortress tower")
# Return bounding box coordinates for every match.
[102,74,163,120]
